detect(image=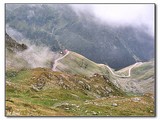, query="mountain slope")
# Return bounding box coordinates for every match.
[6,4,154,69]
[130,60,154,94]
[115,60,155,94]
[6,33,29,70]
[54,51,110,77]
[6,33,27,52]
[6,68,154,116]
[5,33,155,116]
[51,50,155,95]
